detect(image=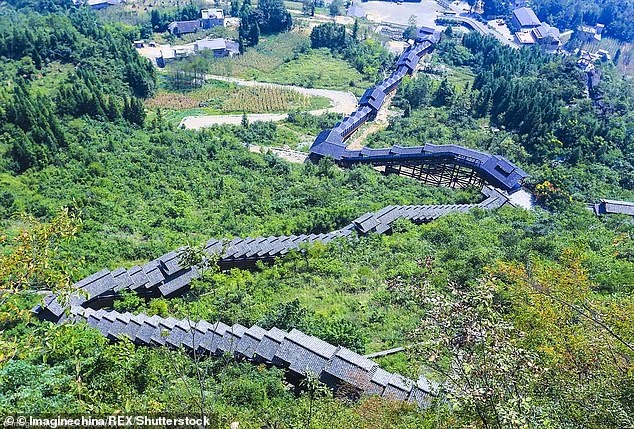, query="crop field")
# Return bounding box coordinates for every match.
[207,32,311,76]
[222,86,330,112]
[283,0,304,11]
[146,79,330,115]
[439,65,476,91]
[618,43,634,75]
[579,36,623,58]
